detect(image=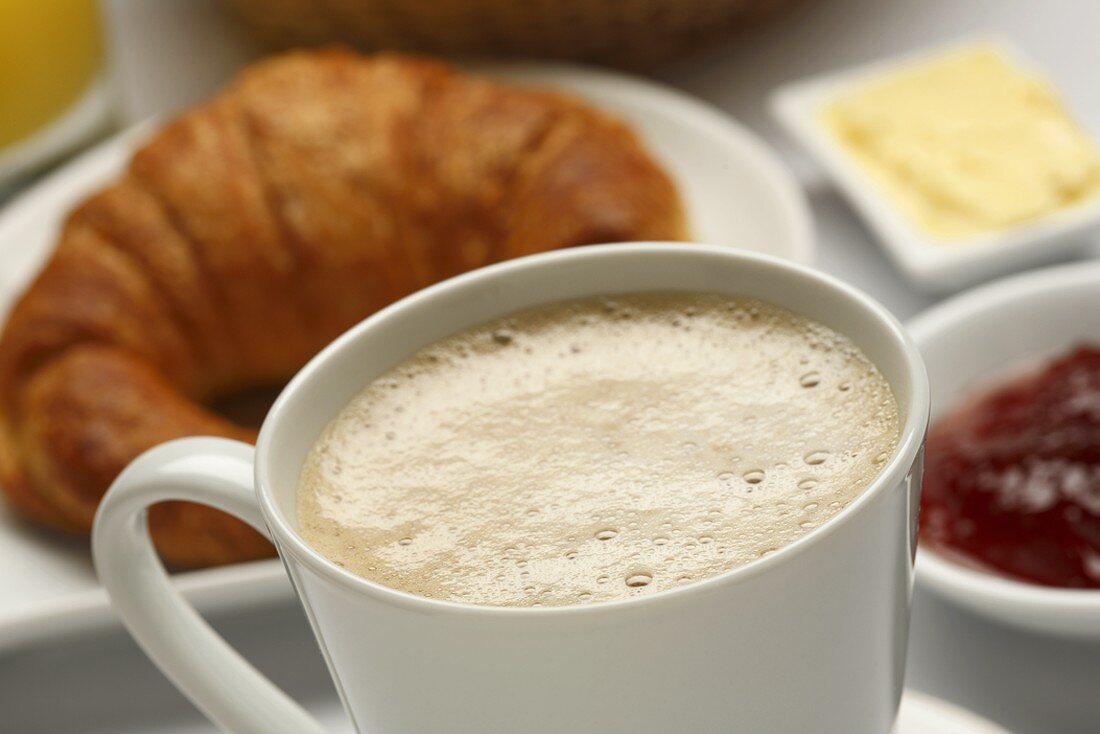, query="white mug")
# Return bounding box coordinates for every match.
[92,243,929,734]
